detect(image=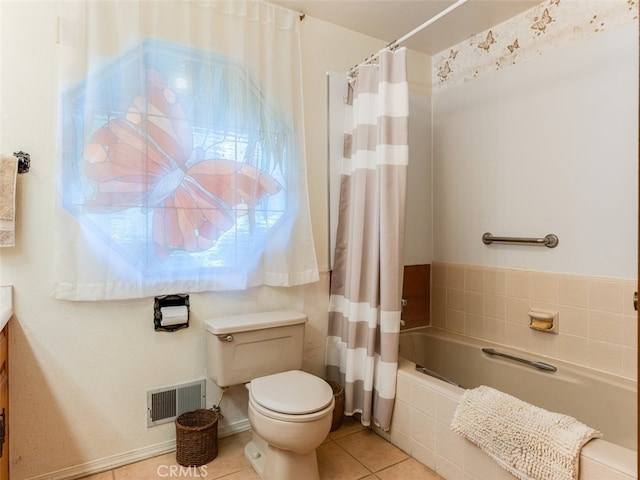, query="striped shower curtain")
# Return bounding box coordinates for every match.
[326,48,408,431]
